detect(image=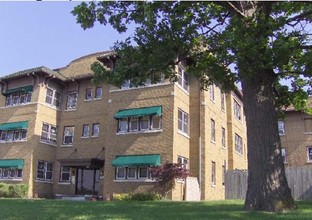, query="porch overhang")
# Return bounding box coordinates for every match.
[57,158,104,169]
